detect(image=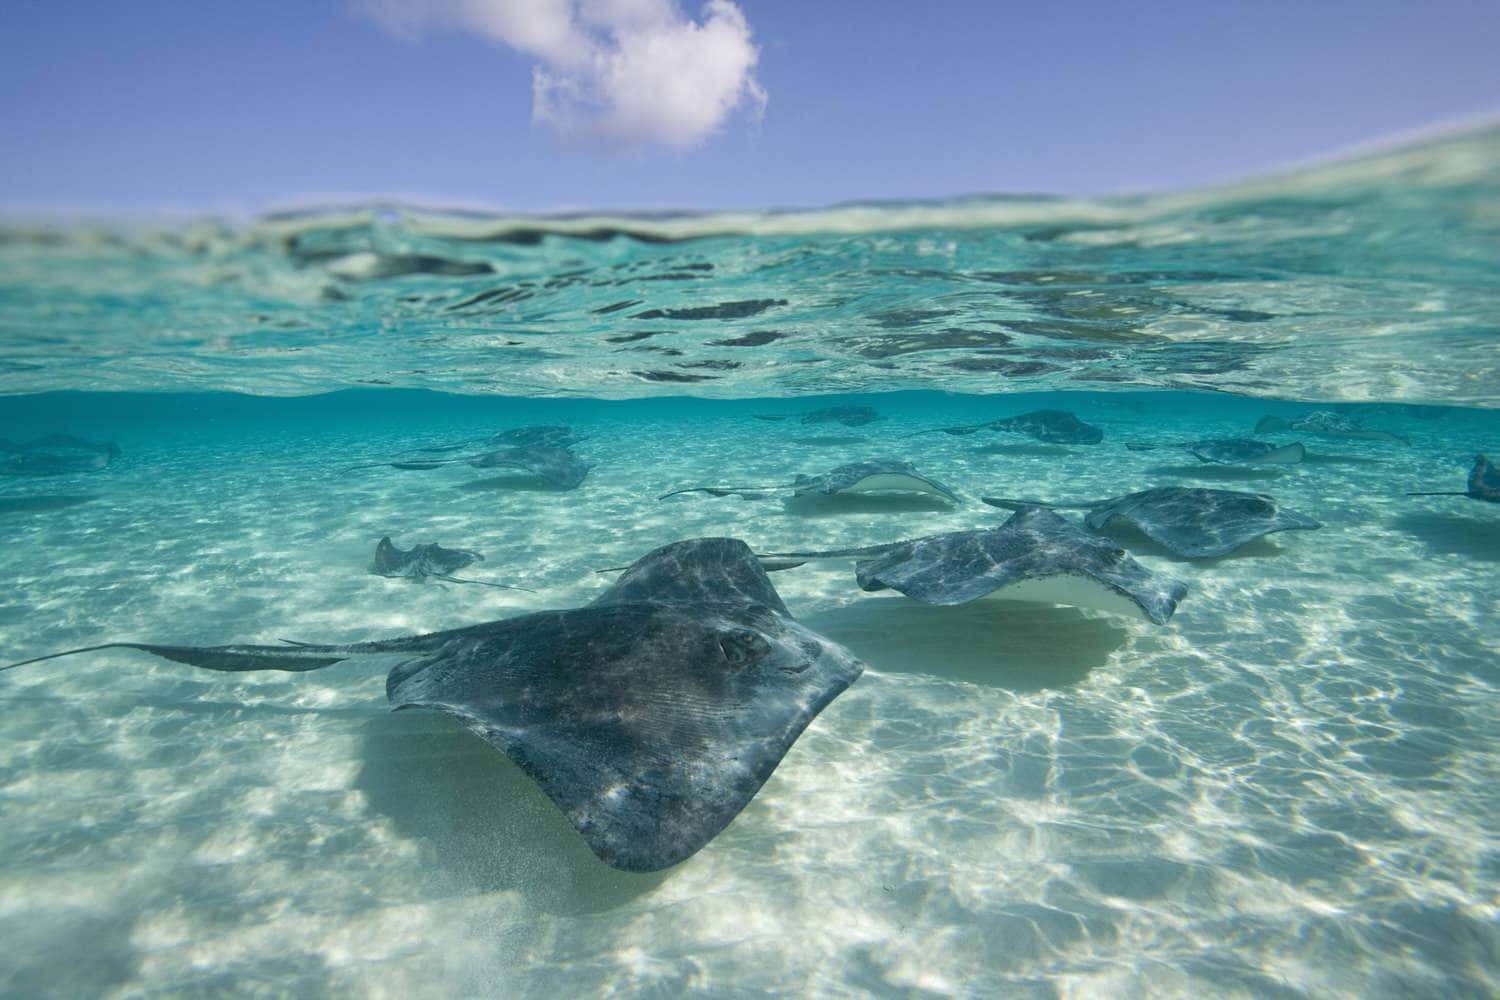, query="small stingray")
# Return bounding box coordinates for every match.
[2,538,866,873]
[0,434,120,476]
[921,409,1104,445]
[658,458,962,505]
[1255,411,1408,445]
[754,406,880,427]
[355,444,593,490]
[1407,454,1500,503]
[756,507,1187,624]
[982,486,1321,558]
[1127,438,1305,465]
[370,536,532,591]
